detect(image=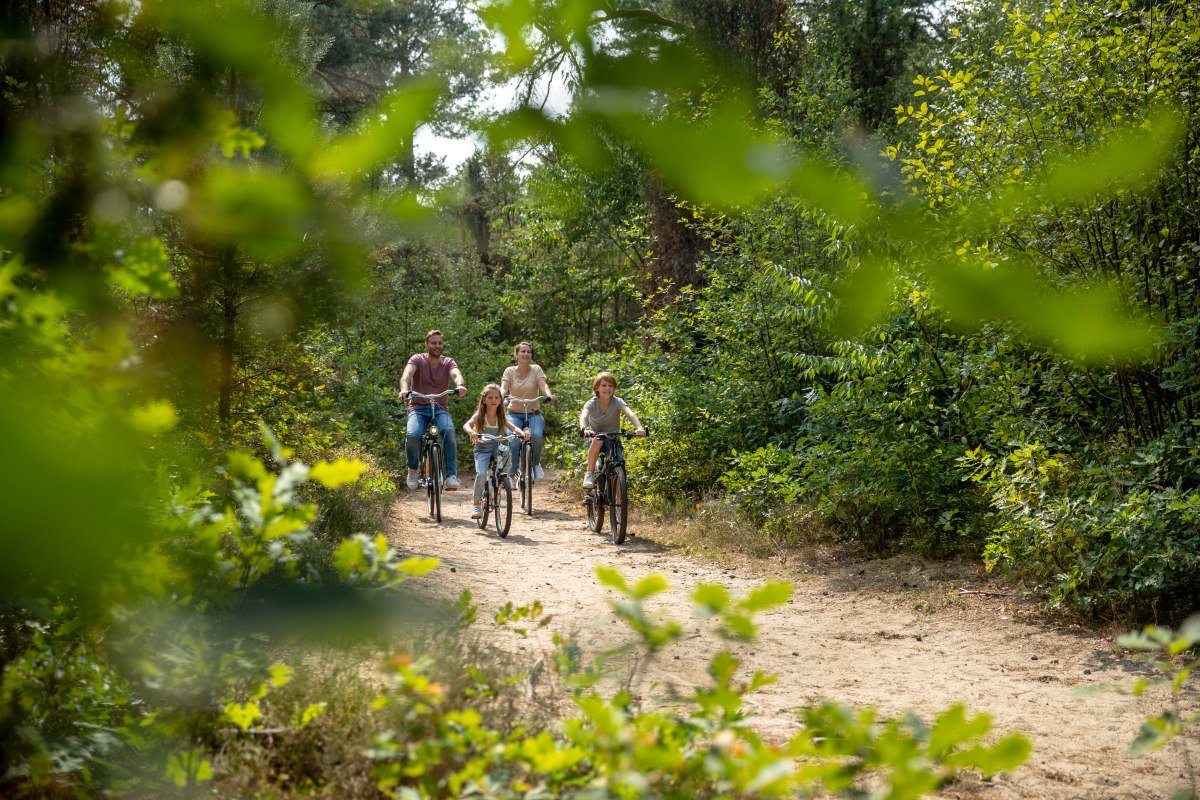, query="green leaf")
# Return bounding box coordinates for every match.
[741,581,793,612]
[227,451,269,482]
[312,79,443,178]
[309,457,367,488]
[128,400,178,435]
[166,749,213,787]
[111,238,179,299]
[223,701,262,731]
[633,574,669,599]
[1131,713,1181,755]
[397,556,440,577]
[595,565,630,594]
[708,651,739,685]
[269,662,294,688]
[694,583,731,613]
[292,702,326,730]
[928,704,992,757]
